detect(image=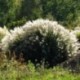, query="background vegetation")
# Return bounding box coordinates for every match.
[0,0,80,80]
[0,0,80,29]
